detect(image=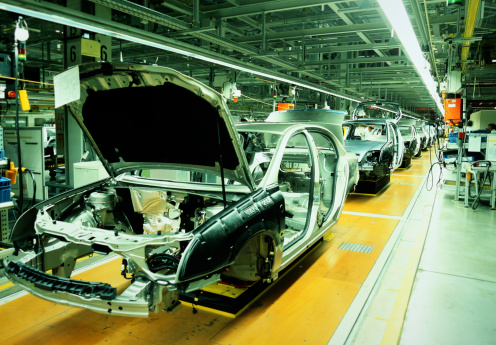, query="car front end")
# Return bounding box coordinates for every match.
[2,62,286,317]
